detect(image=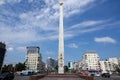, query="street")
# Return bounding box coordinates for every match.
[14,75,29,80]
[14,75,120,80]
[94,76,120,80]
